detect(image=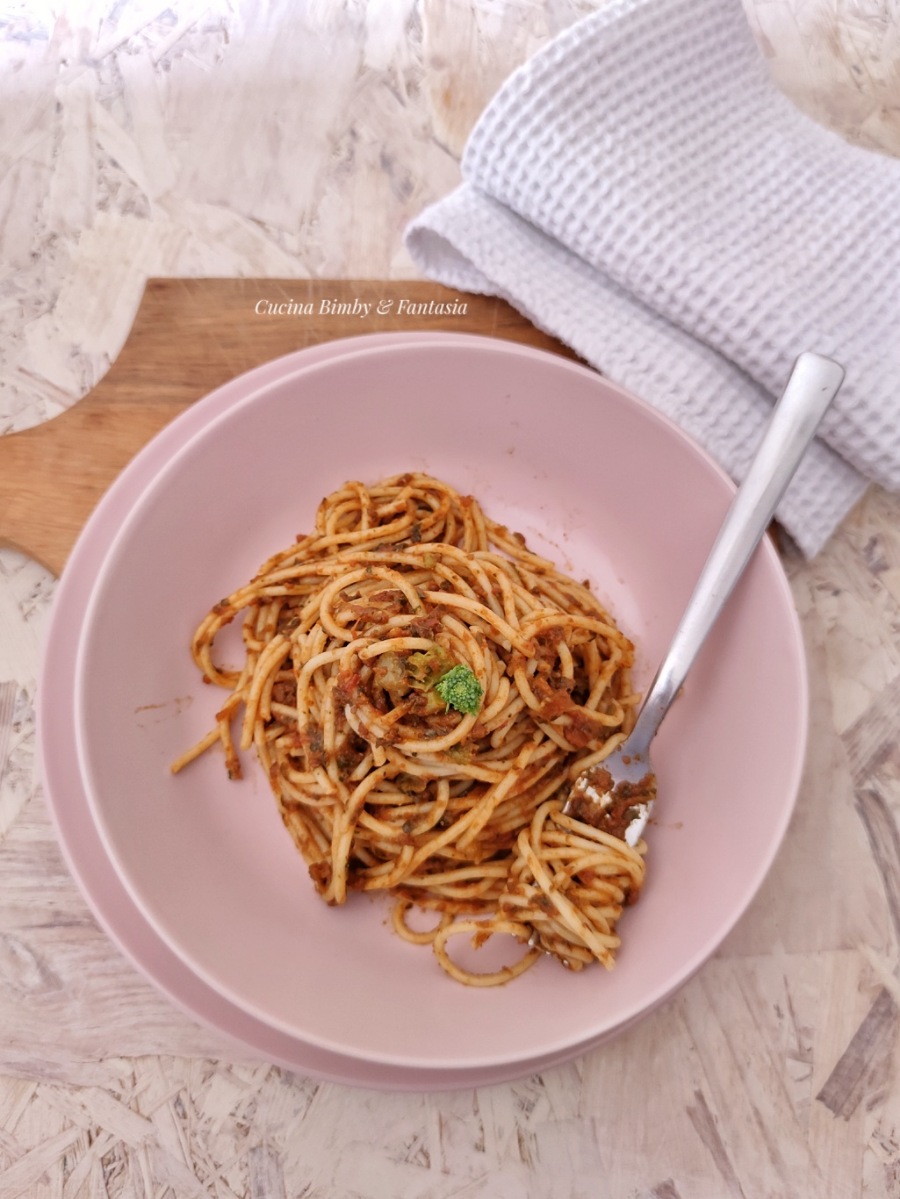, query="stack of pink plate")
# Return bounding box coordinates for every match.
[39,333,807,1090]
